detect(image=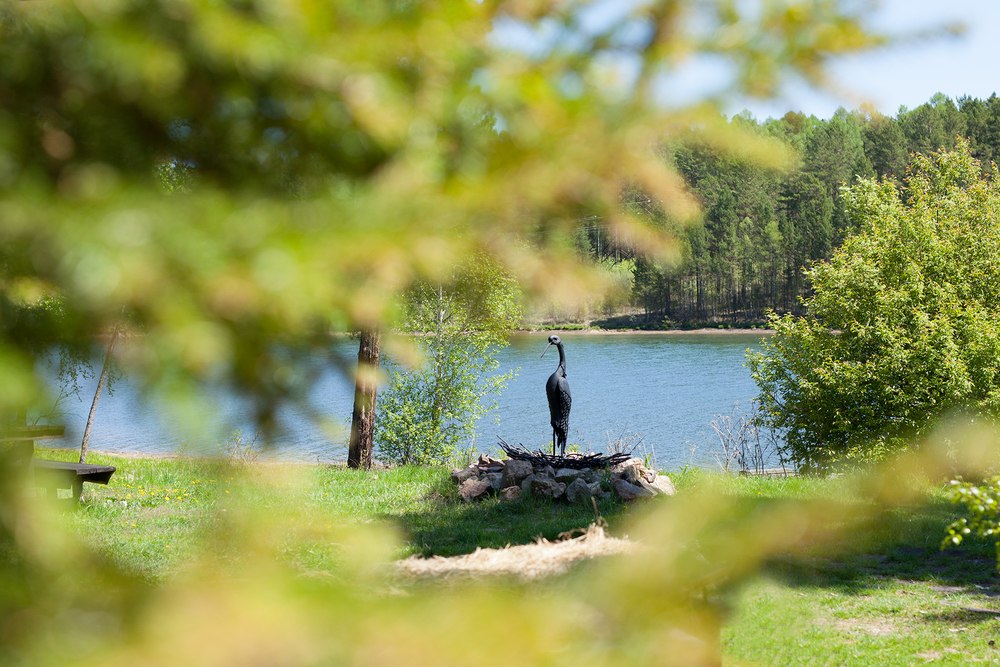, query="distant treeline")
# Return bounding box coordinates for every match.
[582,93,1000,326]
